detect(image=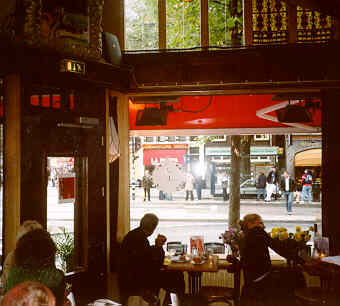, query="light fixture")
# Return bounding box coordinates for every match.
[135,107,168,126]
[276,102,313,123]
